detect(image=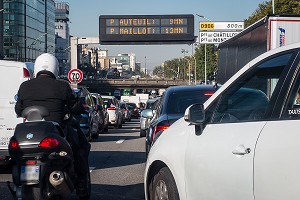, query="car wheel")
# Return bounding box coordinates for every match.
[149,167,179,200]
[140,129,146,137]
